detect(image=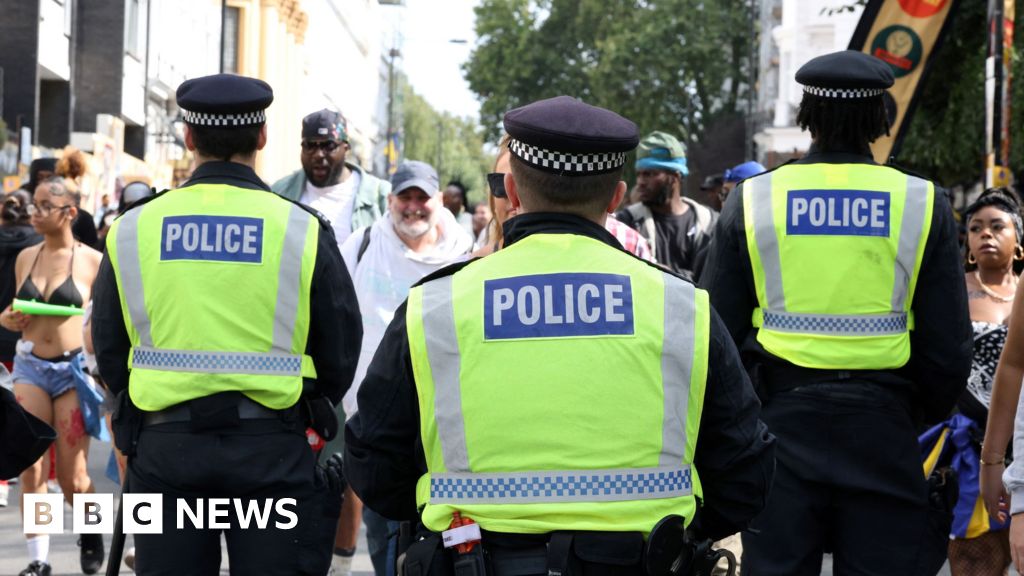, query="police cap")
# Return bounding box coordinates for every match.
[177,74,273,127]
[796,50,894,99]
[503,96,639,176]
